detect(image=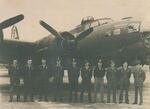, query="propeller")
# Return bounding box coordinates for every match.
[0,30,3,43]
[0,14,24,29]
[39,20,64,40]
[39,20,93,51]
[39,20,93,42]
[0,14,24,42]
[75,28,93,42]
